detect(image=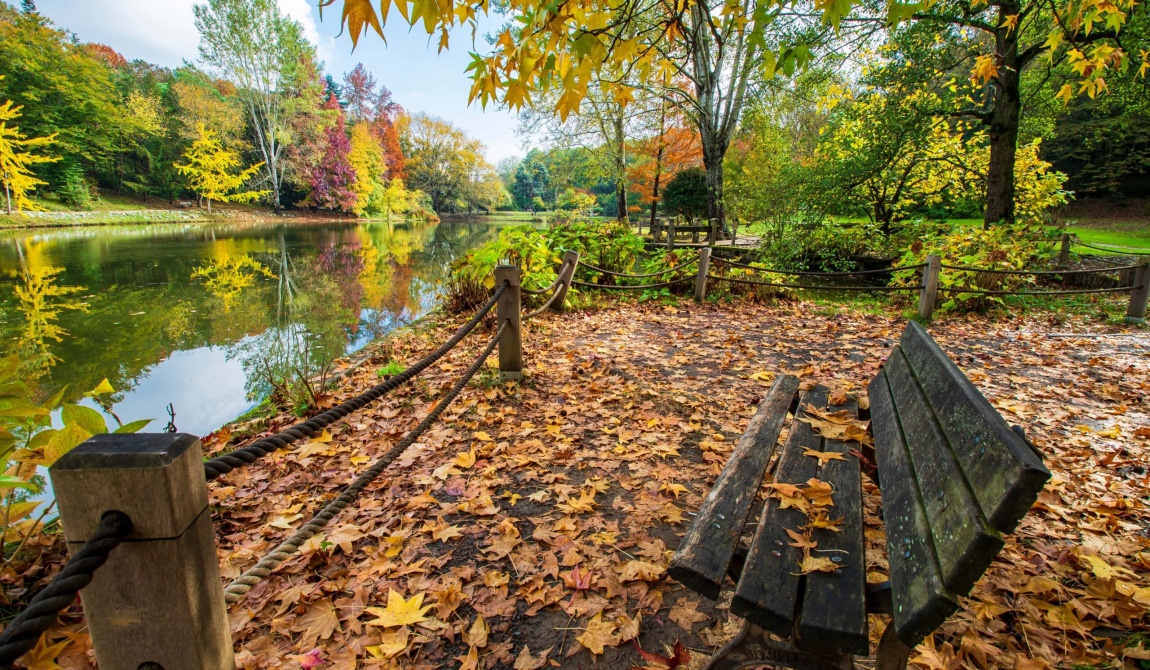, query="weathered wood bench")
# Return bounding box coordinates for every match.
[652,218,719,245]
[669,321,1050,670]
